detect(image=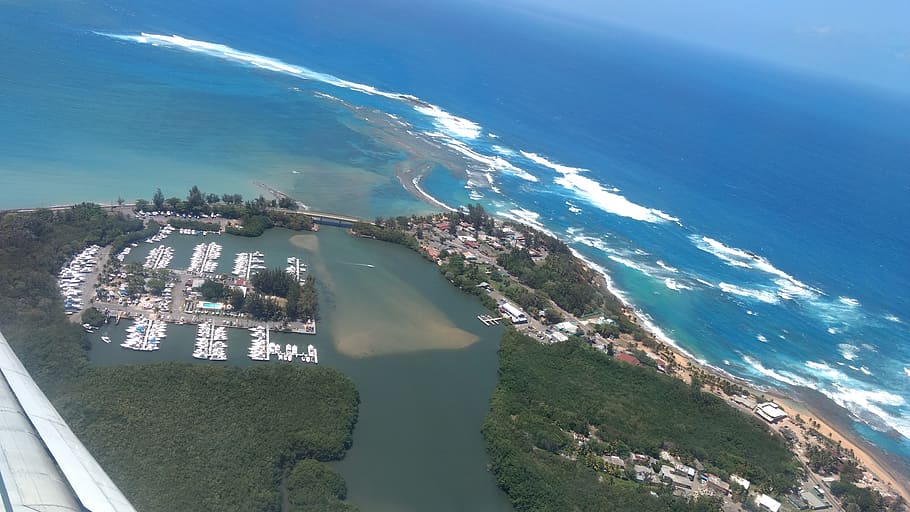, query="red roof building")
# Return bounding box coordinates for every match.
[616,353,641,366]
